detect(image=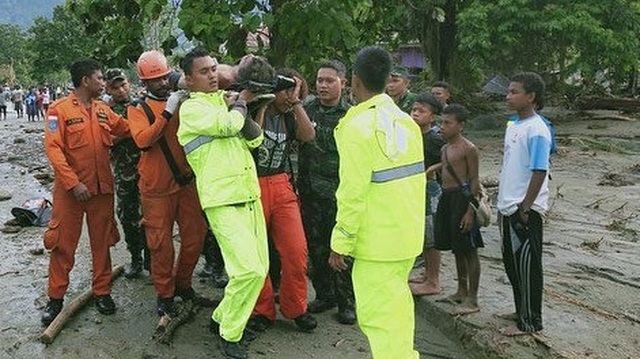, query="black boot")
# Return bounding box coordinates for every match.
[175,287,219,308]
[124,252,143,279]
[156,296,176,317]
[337,306,356,325]
[294,312,318,332]
[307,298,336,313]
[95,294,116,315]
[41,298,63,326]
